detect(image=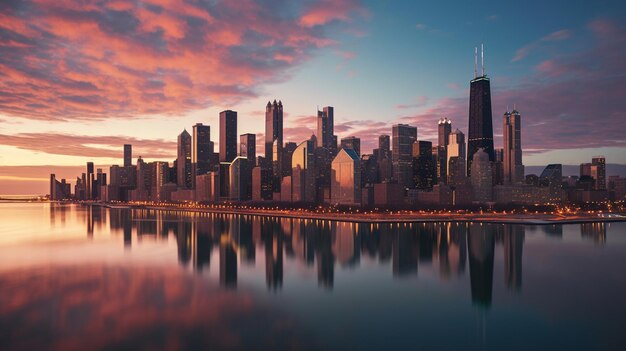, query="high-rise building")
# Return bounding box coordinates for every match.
[123,144,132,167]
[240,133,256,167]
[591,156,606,190]
[580,163,592,178]
[192,123,211,179]
[265,100,283,192]
[503,109,524,184]
[340,136,361,156]
[539,164,562,202]
[177,129,192,189]
[331,148,361,205]
[470,148,493,202]
[316,106,334,151]
[392,124,417,188]
[447,129,466,184]
[291,138,316,203]
[219,110,237,163]
[468,46,495,175]
[378,135,391,159]
[412,140,435,189]
[437,118,452,183]
[86,162,94,199]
